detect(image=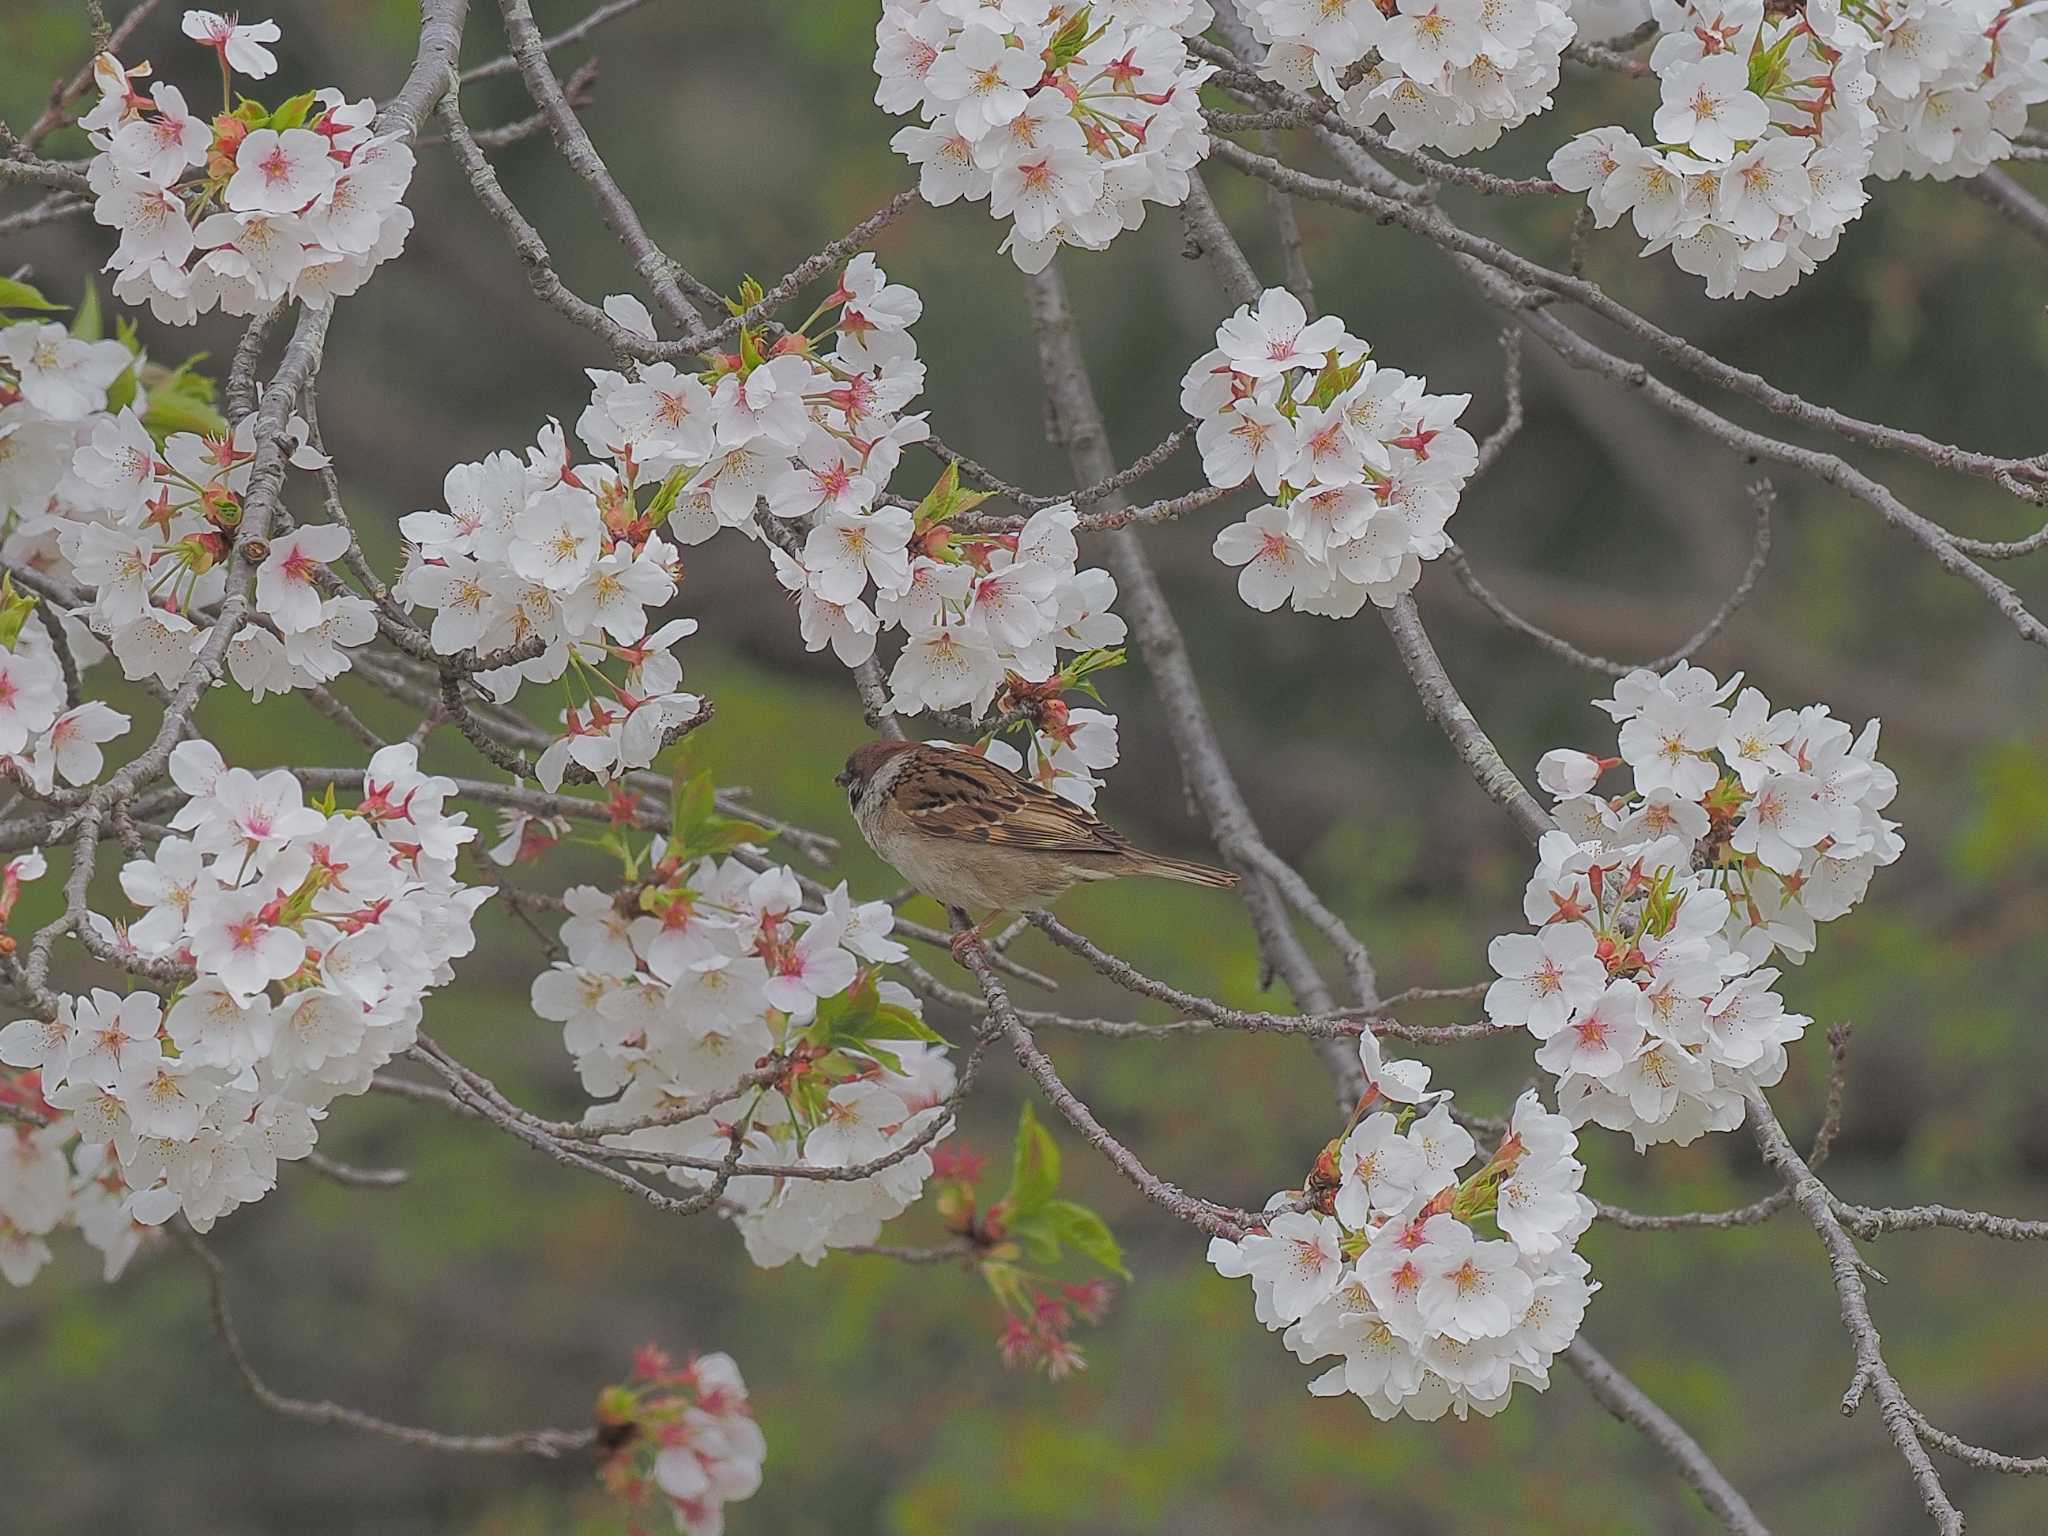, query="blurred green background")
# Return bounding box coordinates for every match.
[5,2,2047,1532]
